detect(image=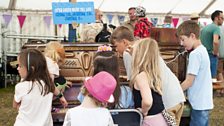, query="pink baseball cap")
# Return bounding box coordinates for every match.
[84,71,117,103]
